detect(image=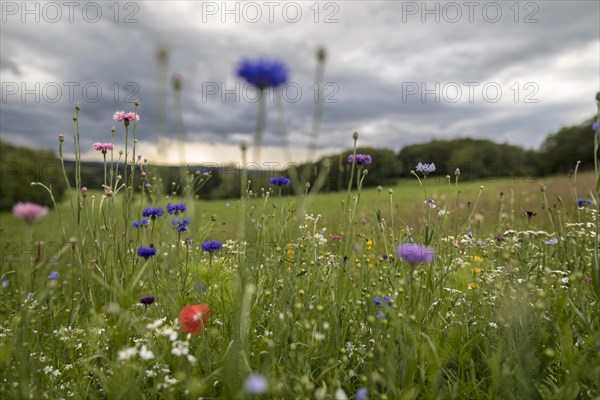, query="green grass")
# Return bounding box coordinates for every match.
[0,170,598,399]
